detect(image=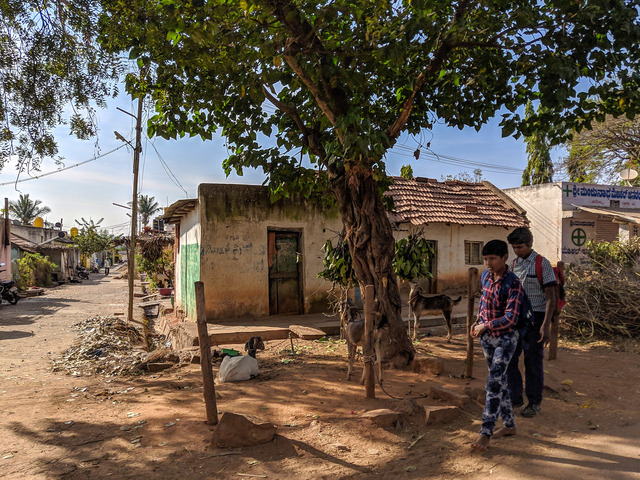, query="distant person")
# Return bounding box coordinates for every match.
[471,240,525,451]
[506,227,557,418]
[104,258,111,276]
